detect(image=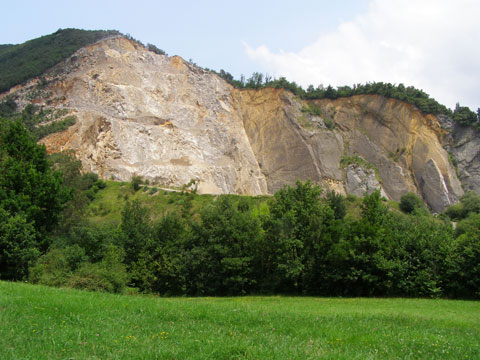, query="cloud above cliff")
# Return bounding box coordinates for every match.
[245,0,480,109]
